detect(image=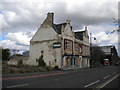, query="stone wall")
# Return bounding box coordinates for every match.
[7,56,28,66]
